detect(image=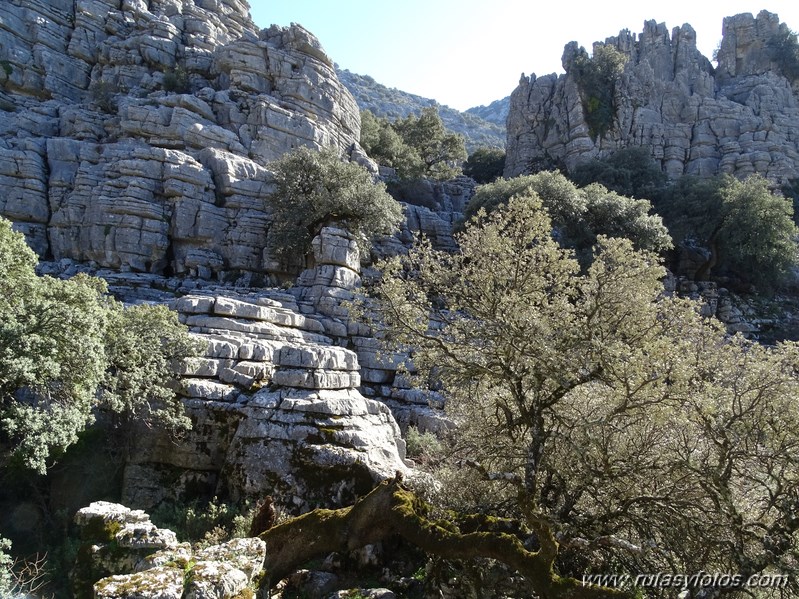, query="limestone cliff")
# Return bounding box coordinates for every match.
[0,0,362,279]
[505,10,799,184]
